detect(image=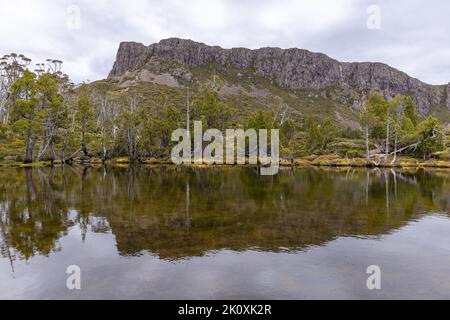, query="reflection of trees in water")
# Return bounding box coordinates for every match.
[0,166,449,261]
[0,168,73,266]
